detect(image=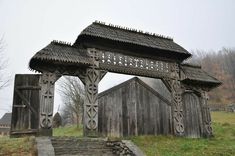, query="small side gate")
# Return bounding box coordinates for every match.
[10,74,41,137]
[183,92,203,138]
